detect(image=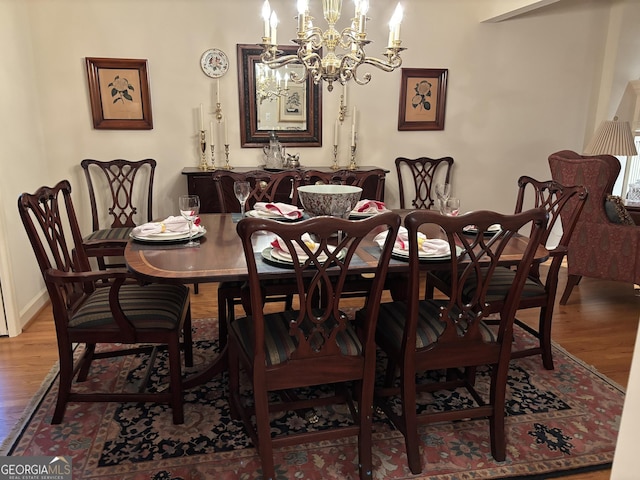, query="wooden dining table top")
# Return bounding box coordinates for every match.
[124,211,550,285]
[125,210,549,389]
